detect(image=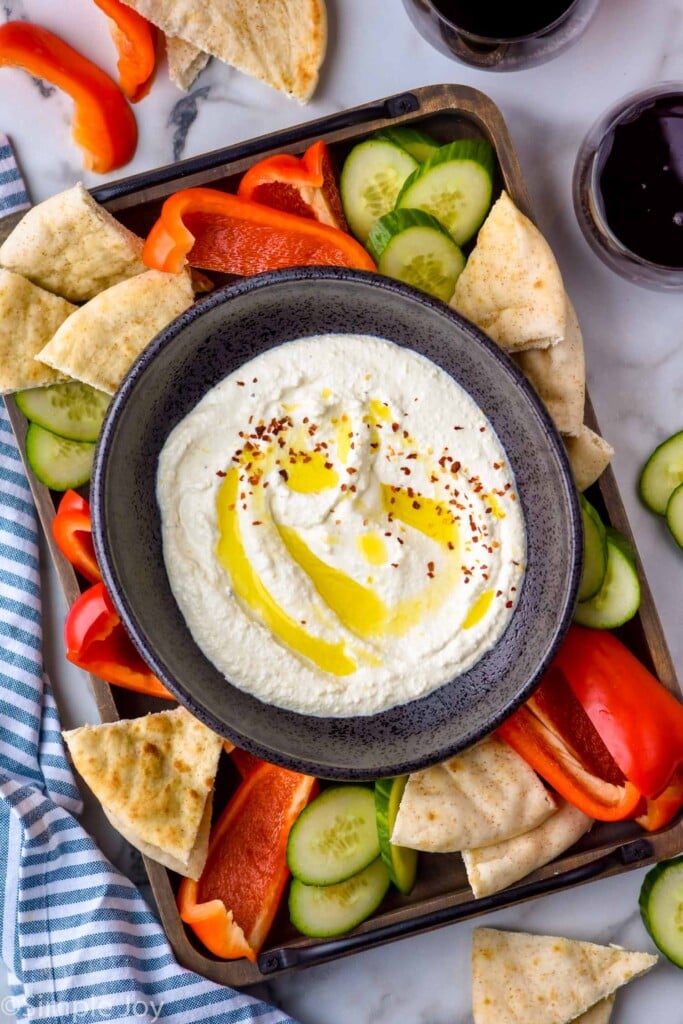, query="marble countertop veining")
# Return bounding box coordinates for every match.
[1,0,683,1021]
